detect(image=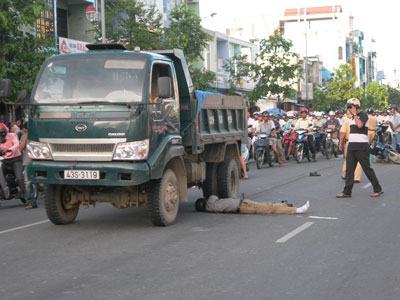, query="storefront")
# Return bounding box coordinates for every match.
[36,0,96,46]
